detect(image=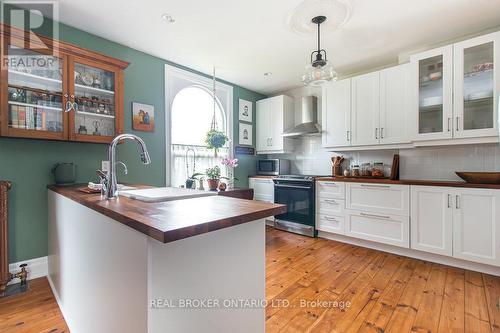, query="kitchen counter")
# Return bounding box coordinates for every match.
[48,184,283,243]
[47,184,284,333]
[316,177,500,189]
[248,175,277,179]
